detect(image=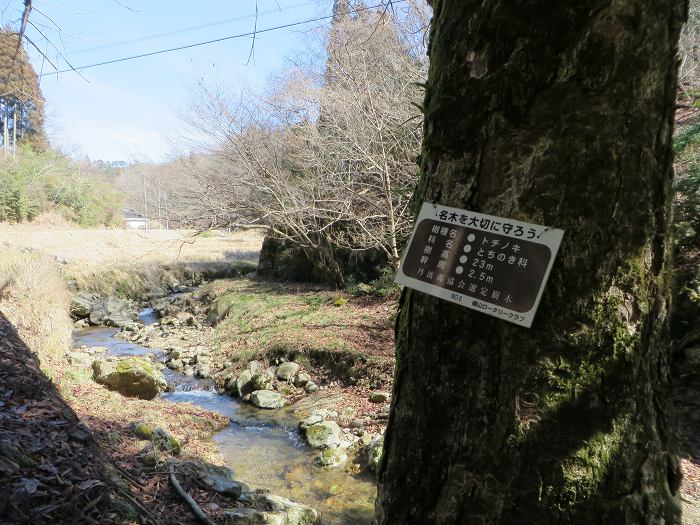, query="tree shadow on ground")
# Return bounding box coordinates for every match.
[0,312,139,524]
[670,332,700,518]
